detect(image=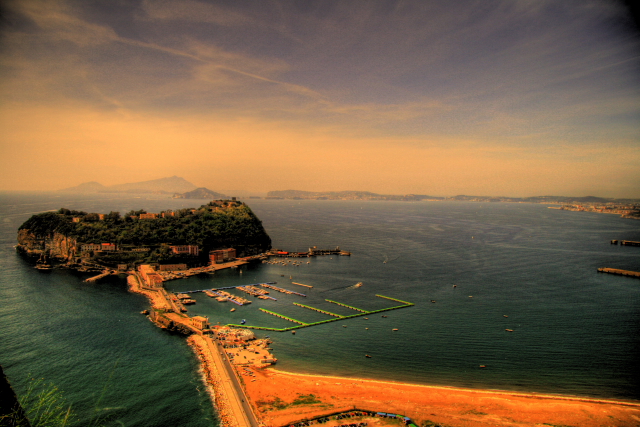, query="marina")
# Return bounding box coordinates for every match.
[234,295,414,332]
